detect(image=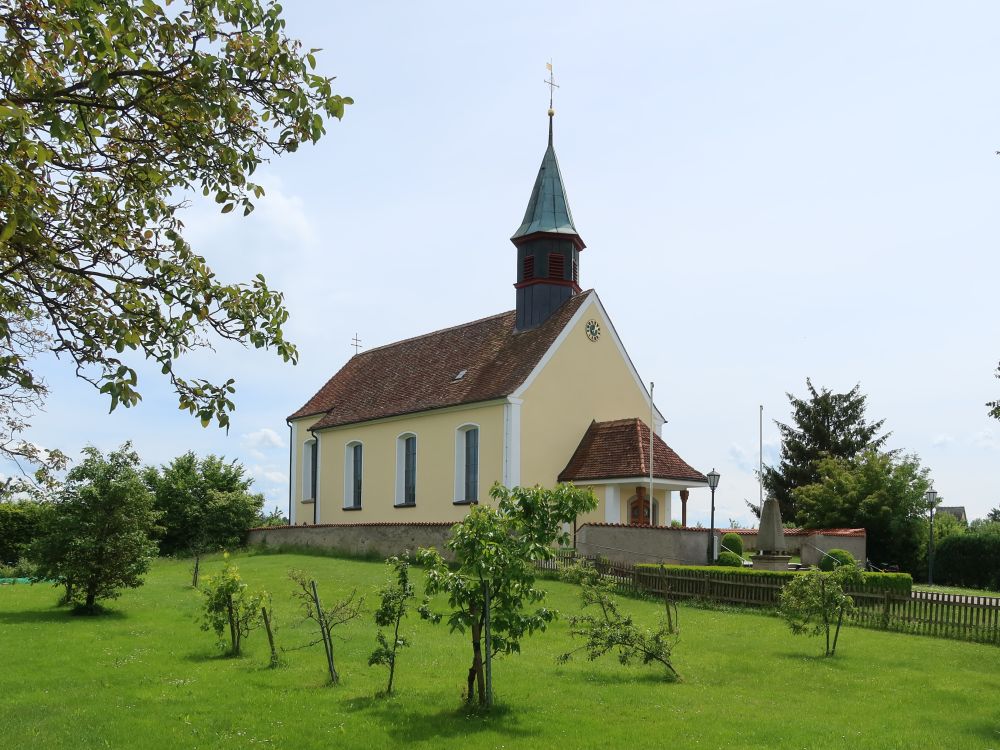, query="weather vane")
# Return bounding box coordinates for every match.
[544,60,559,111]
[351,333,362,355]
